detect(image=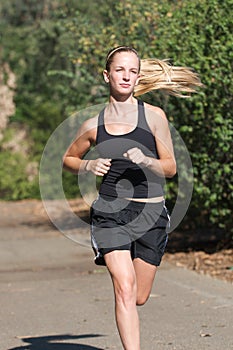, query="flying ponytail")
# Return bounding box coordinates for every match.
[105,46,203,97]
[134,58,203,97]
